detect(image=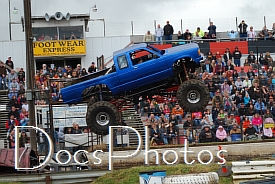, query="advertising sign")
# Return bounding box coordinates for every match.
[33,40,86,57]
